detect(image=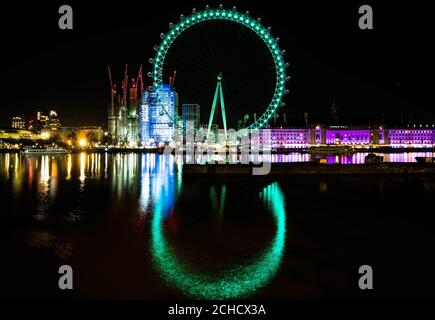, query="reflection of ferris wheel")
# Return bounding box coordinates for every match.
[149,5,290,130]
